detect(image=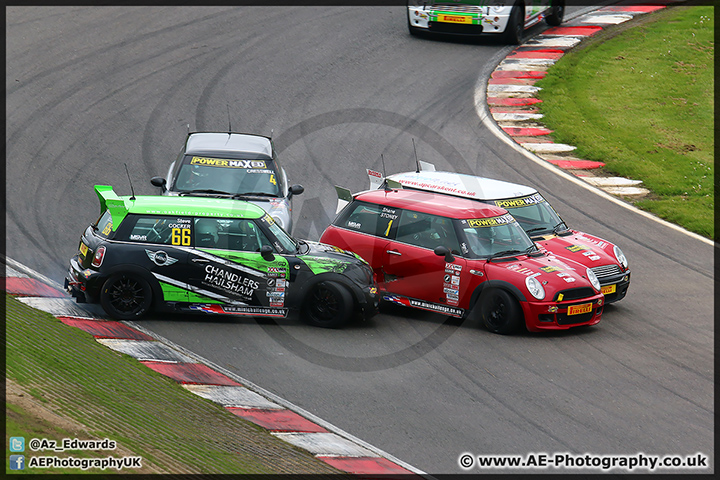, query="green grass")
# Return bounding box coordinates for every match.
[5,294,340,475]
[535,4,714,238]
